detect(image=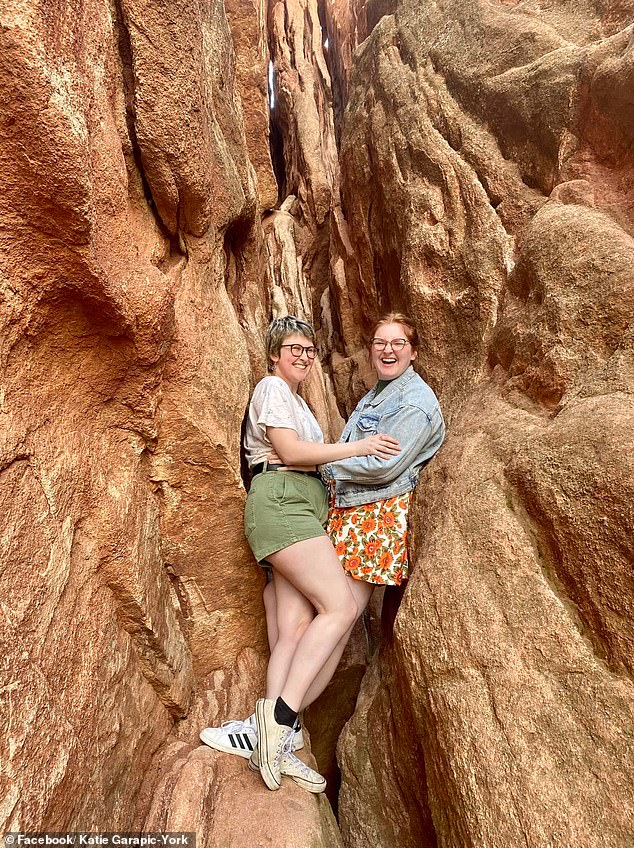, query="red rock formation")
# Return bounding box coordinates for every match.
[0,1,339,842]
[321,0,394,137]
[4,0,634,845]
[332,1,634,846]
[266,0,384,411]
[225,0,278,211]
[268,0,339,226]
